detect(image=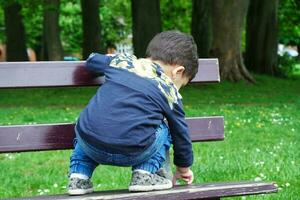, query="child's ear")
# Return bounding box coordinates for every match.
[171,66,185,79]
